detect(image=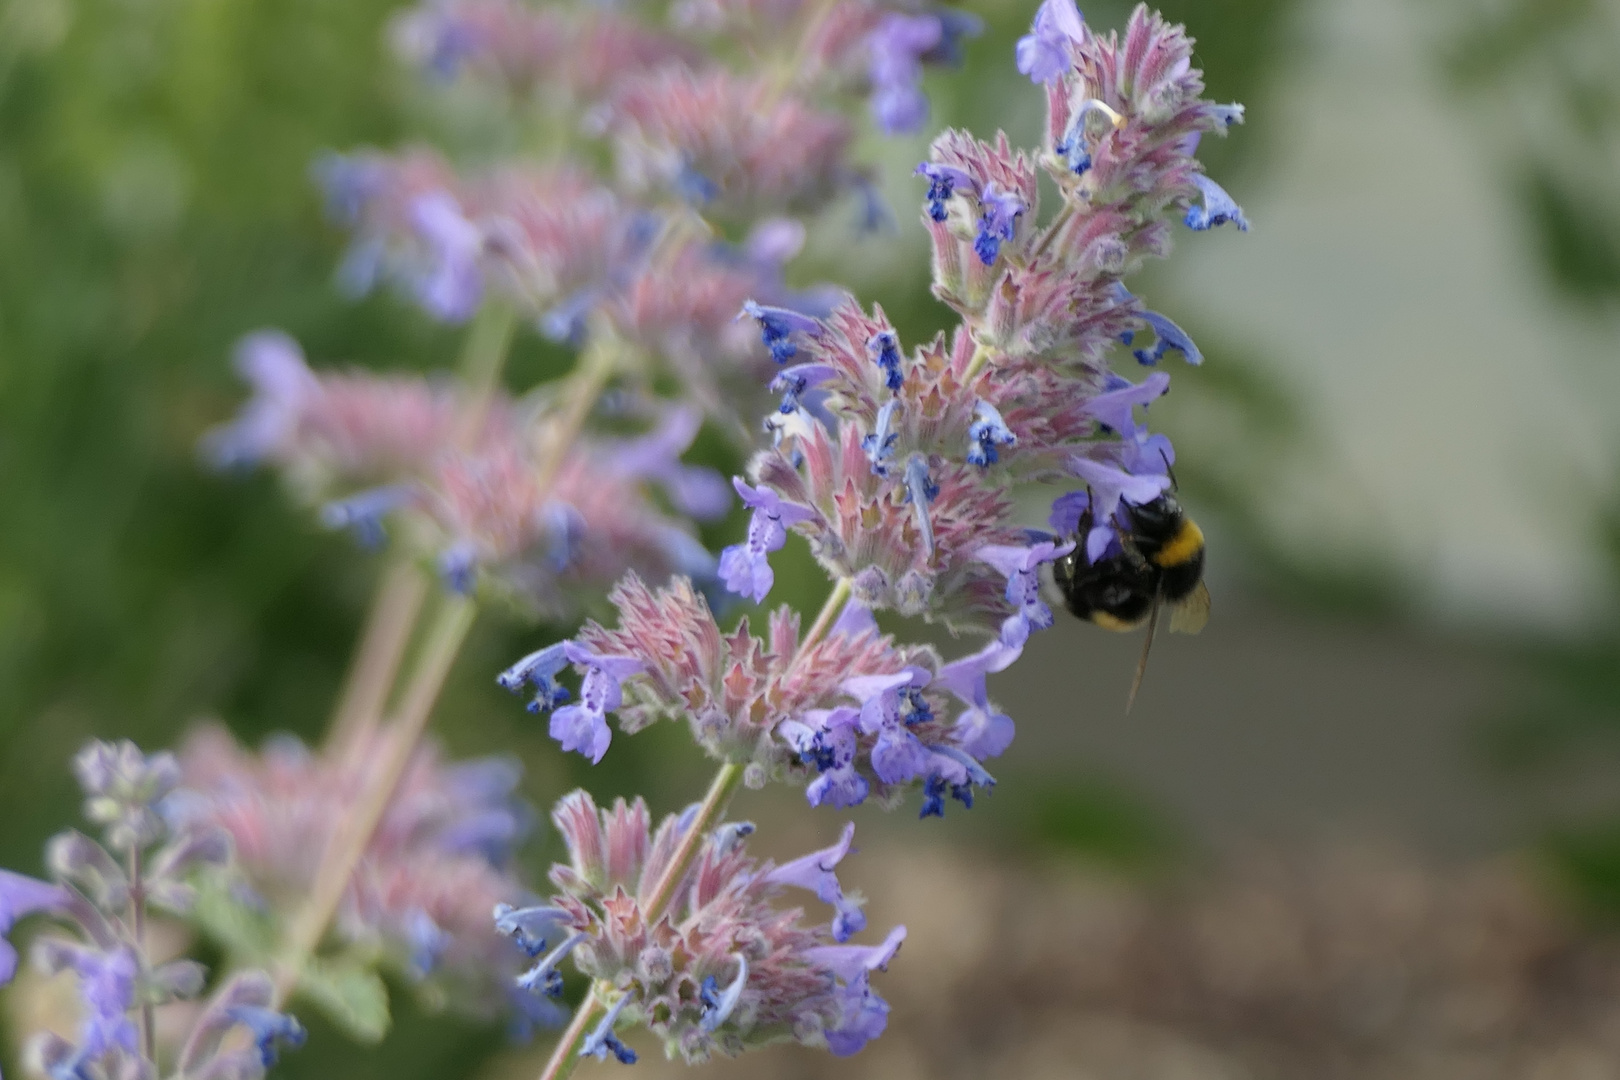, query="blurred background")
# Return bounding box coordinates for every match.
[3,0,1620,1074]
